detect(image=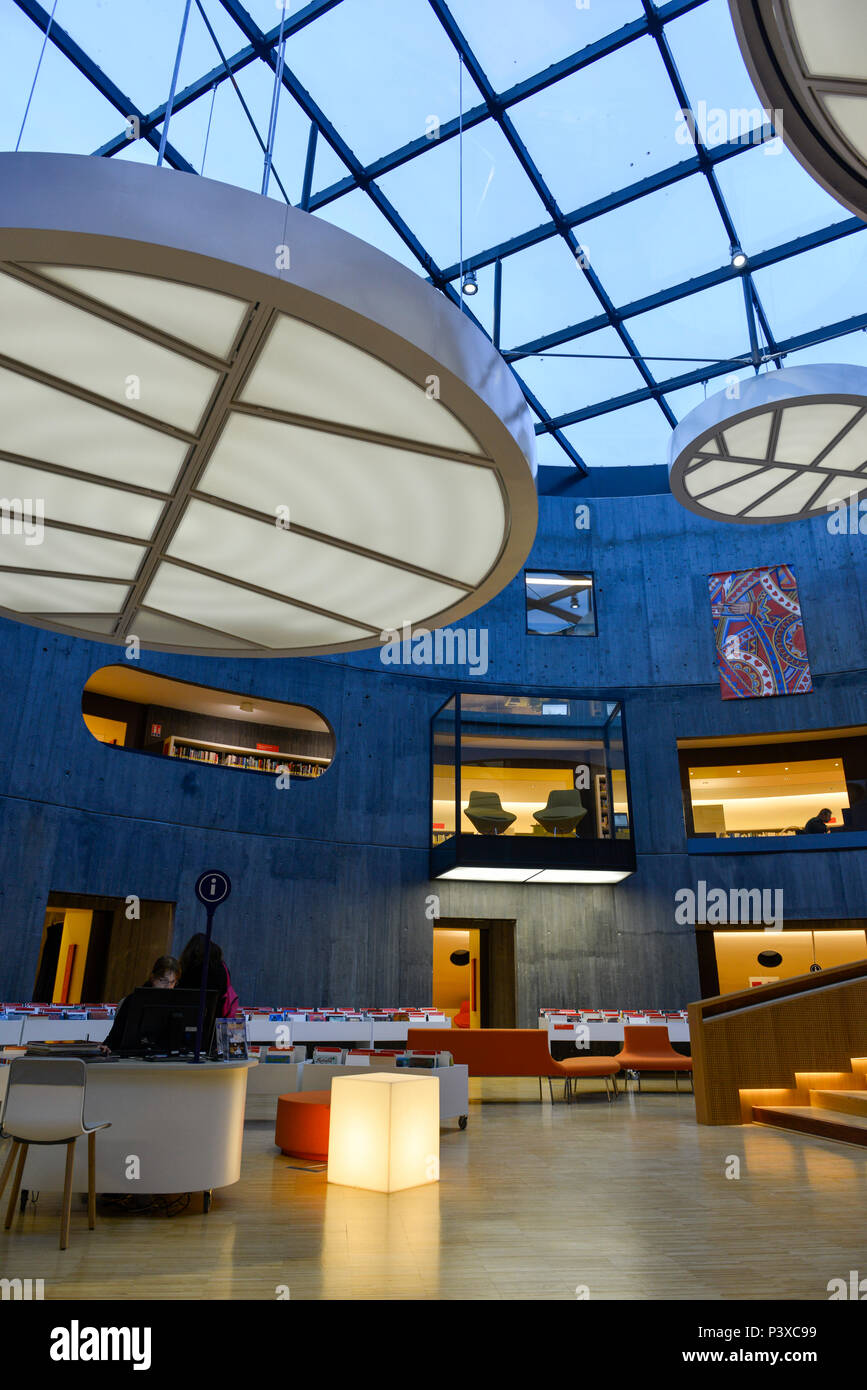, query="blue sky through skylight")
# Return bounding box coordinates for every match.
[1,0,865,472]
